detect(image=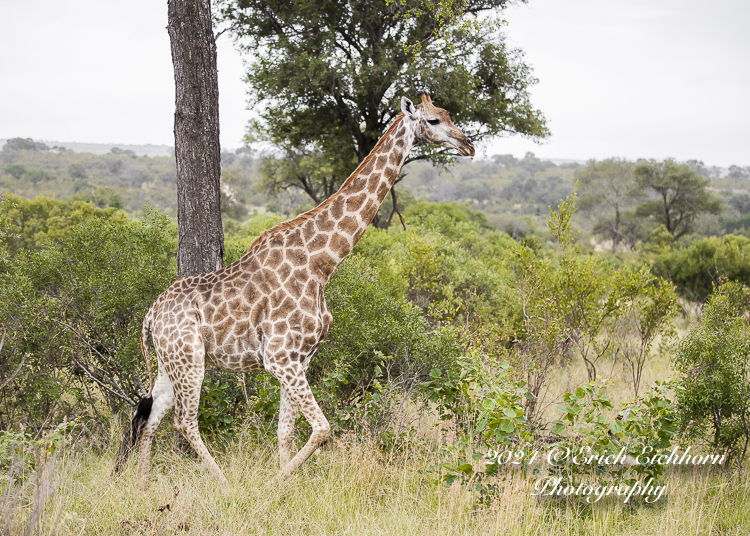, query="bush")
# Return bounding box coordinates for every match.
[651,234,750,302]
[673,281,750,472]
[510,193,677,421]
[0,209,176,429]
[353,213,519,330]
[312,256,464,403]
[0,194,126,254]
[549,379,680,490]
